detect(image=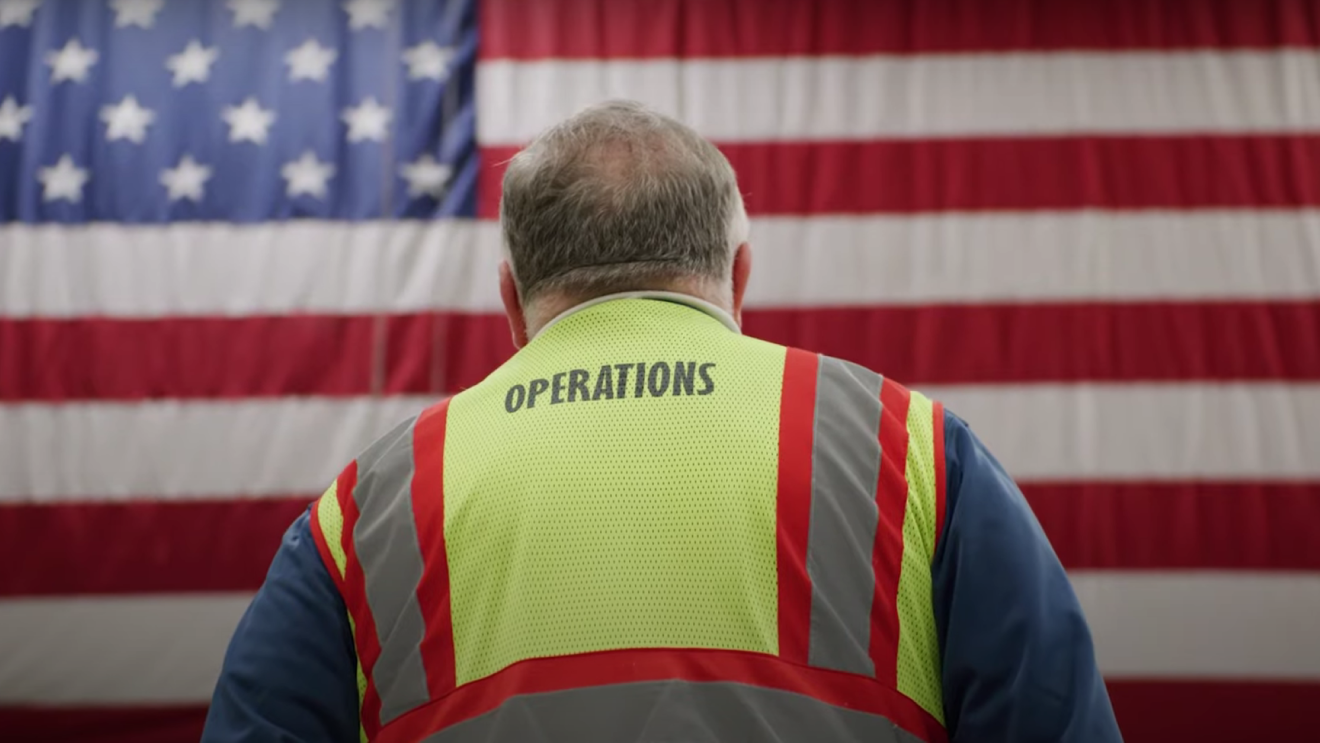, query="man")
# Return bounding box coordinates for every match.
[202,100,1122,743]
